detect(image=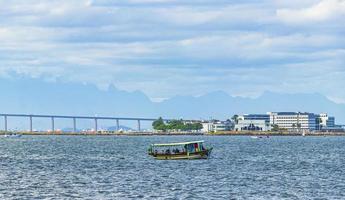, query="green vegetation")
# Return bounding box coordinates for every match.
[152,117,203,131]
[292,123,302,132]
[231,114,239,124]
[152,117,167,131]
[271,124,280,132]
[271,124,288,132]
